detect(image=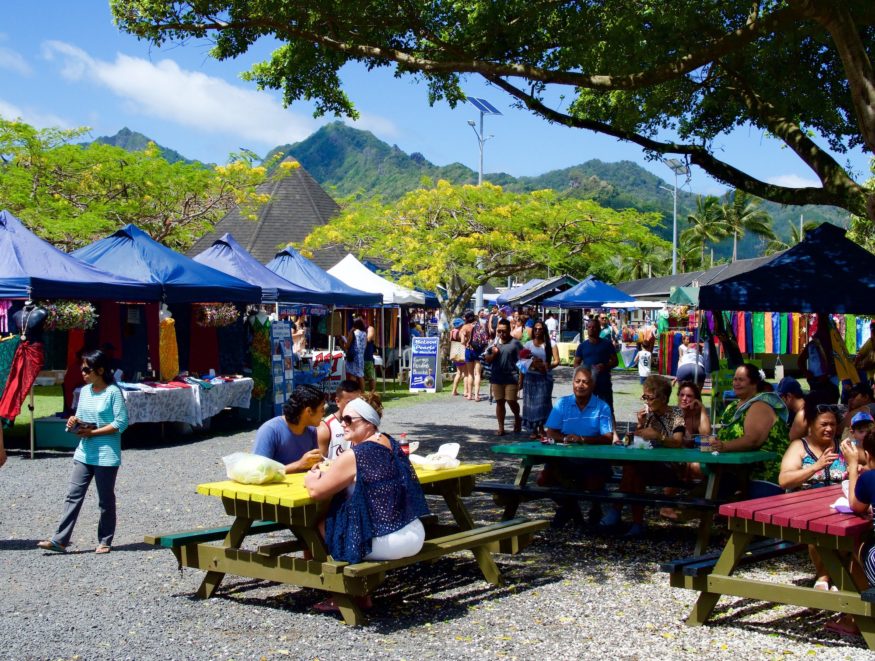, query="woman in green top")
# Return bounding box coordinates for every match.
[713,363,789,482]
[37,349,129,554]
